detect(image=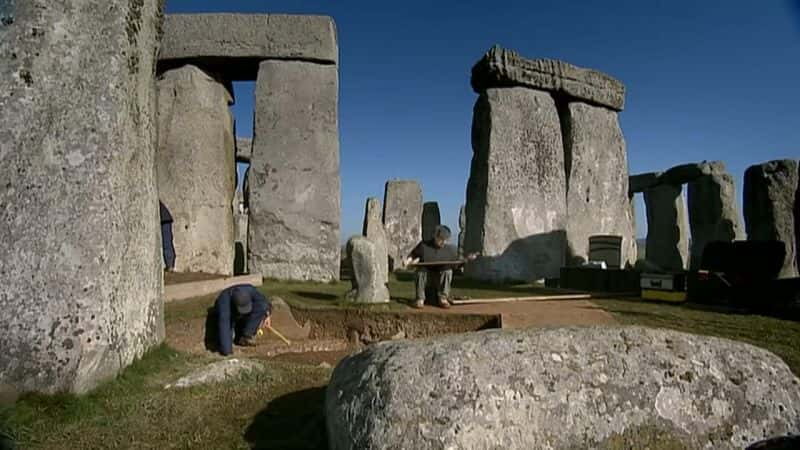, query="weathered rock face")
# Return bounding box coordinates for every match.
[362,197,389,279]
[159,14,338,80]
[345,237,389,303]
[629,171,661,194]
[562,102,636,267]
[249,60,340,281]
[165,359,264,389]
[421,202,441,241]
[157,64,236,276]
[0,0,164,393]
[326,326,800,450]
[235,137,252,162]
[660,162,714,186]
[465,87,566,282]
[471,46,625,111]
[233,190,248,275]
[382,180,423,271]
[744,160,799,278]
[457,204,466,258]
[687,161,745,270]
[644,183,690,271]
